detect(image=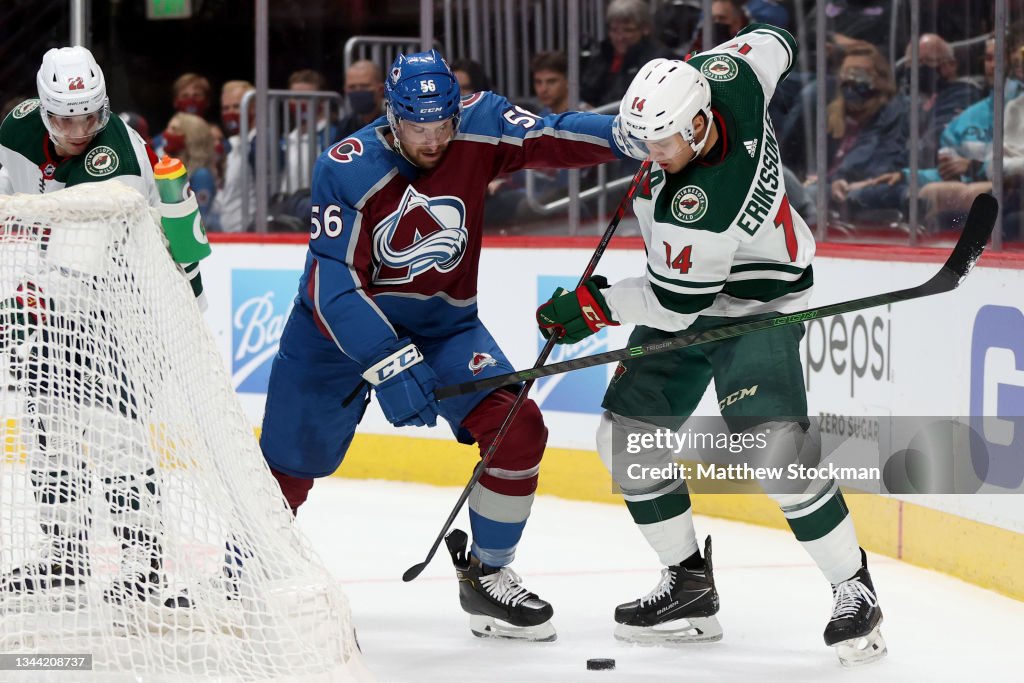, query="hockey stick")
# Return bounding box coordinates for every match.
[436,192,998,400]
[402,159,653,582]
